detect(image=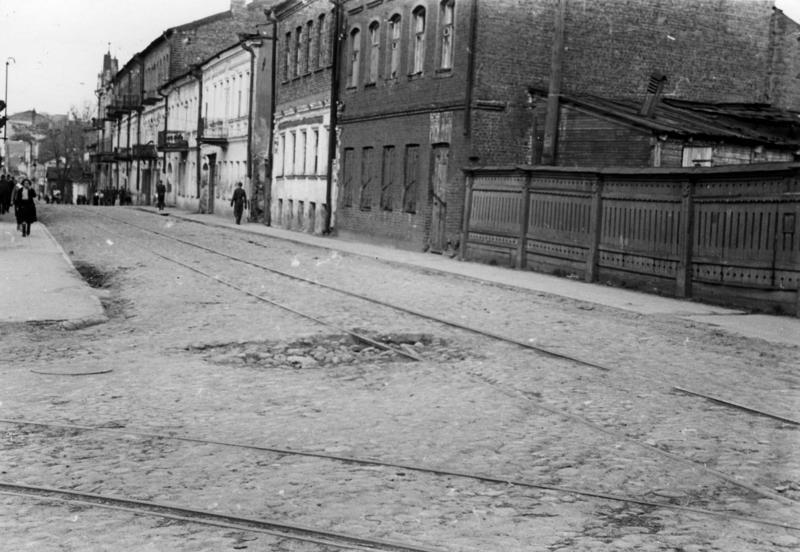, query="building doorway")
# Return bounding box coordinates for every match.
[429,144,449,253]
